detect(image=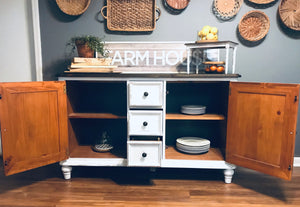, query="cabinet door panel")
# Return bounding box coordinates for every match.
[0,81,68,175]
[226,82,299,180]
